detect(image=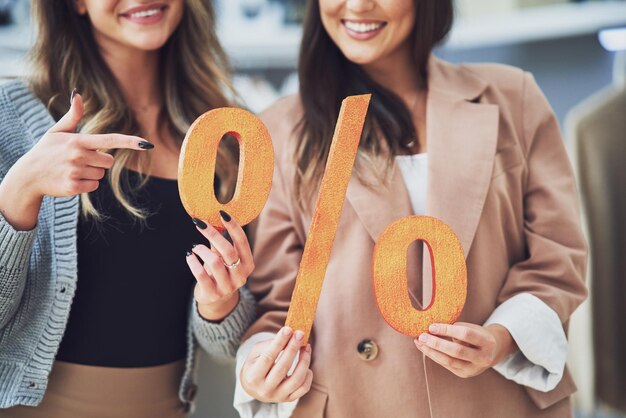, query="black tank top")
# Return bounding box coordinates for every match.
[56,170,203,367]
